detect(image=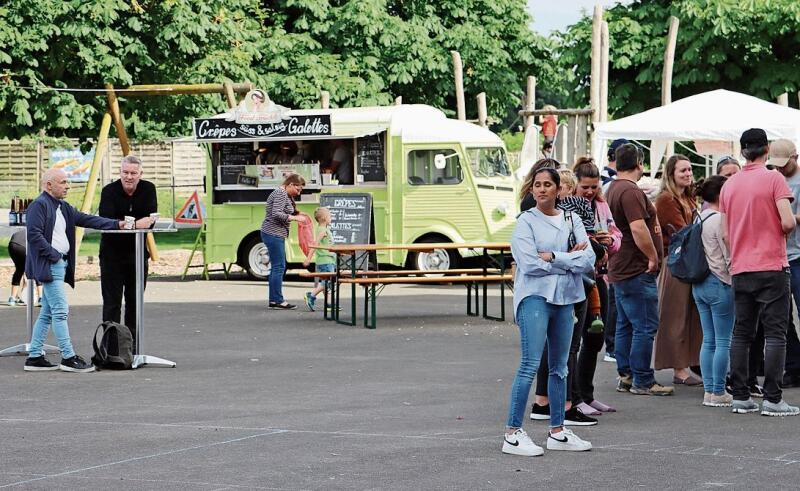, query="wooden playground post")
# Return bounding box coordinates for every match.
[477,93,487,127]
[600,21,610,123]
[451,51,466,120]
[662,16,679,106]
[590,4,603,125]
[74,113,112,253]
[105,84,159,260]
[525,76,536,130]
[223,81,237,108]
[662,15,680,159]
[778,93,789,106]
